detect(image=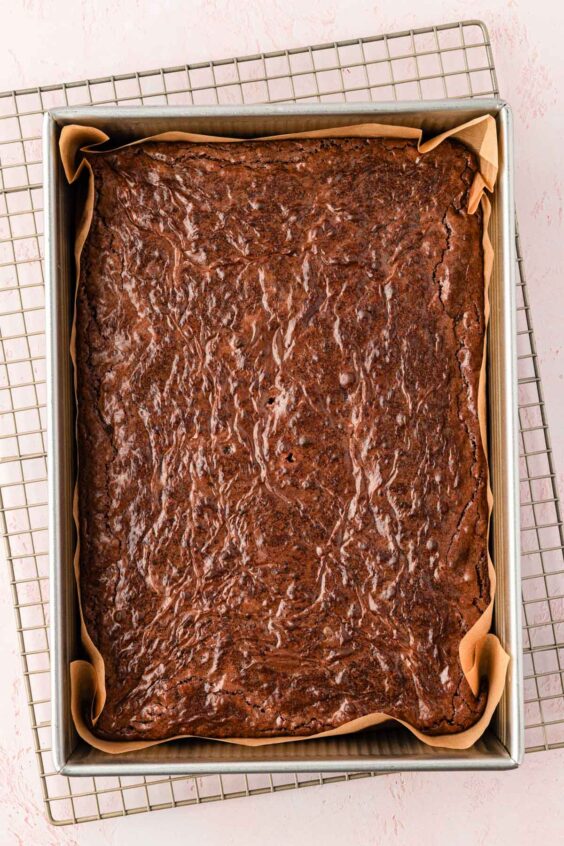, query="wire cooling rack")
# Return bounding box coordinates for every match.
[0,18,563,826]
